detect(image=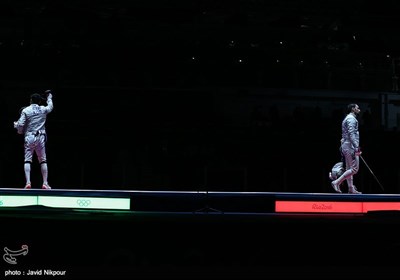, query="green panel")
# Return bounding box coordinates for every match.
[0,196,38,207]
[38,196,130,210]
